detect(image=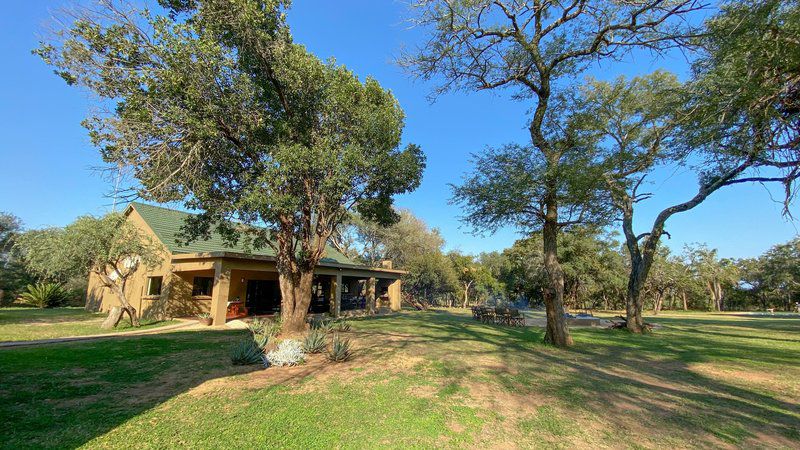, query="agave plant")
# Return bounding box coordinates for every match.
[303,329,327,354]
[230,338,264,366]
[327,333,353,362]
[17,283,67,309]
